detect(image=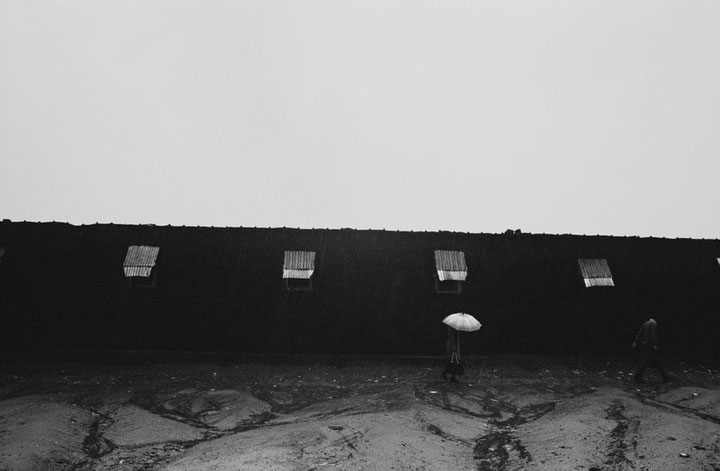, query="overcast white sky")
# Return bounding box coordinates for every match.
[1,0,719,238]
